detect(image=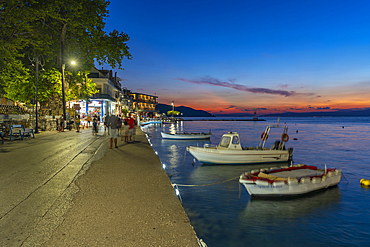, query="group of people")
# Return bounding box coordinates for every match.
[59,114,99,134]
[59,113,135,149]
[104,113,136,149]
